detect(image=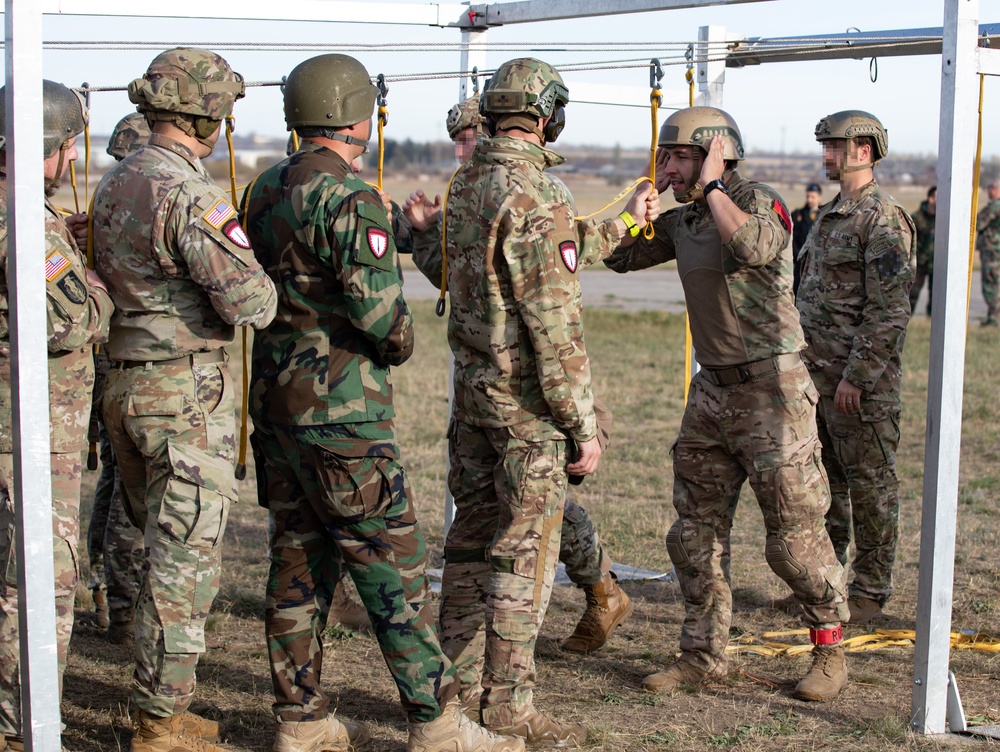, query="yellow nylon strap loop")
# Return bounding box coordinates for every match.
[225,116,250,482]
[377,105,388,192]
[969,74,985,322]
[69,162,81,214]
[573,176,651,222]
[645,88,660,240]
